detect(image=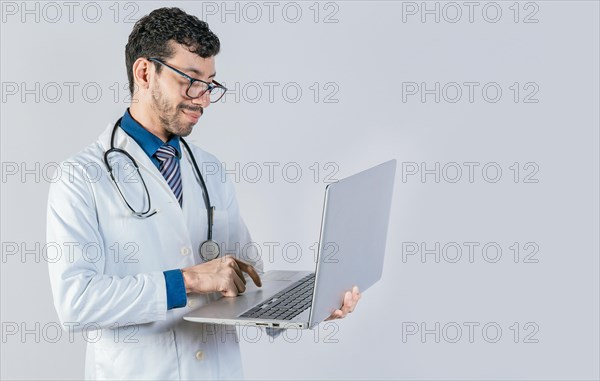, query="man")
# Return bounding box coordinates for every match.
[47,7,360,380]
